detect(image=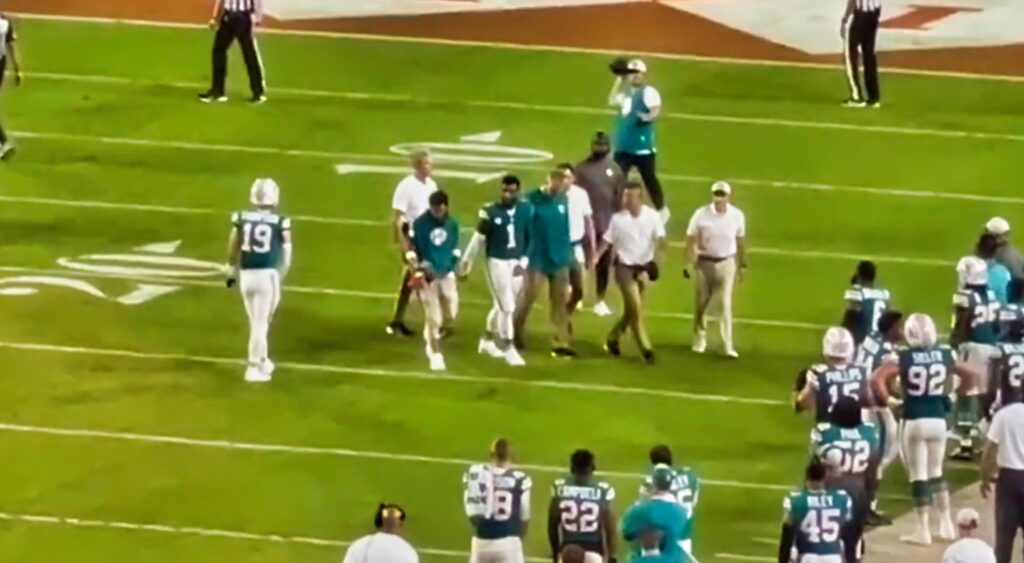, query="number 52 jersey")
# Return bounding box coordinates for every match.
[462,464,532,540]
[232,210,291,270]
